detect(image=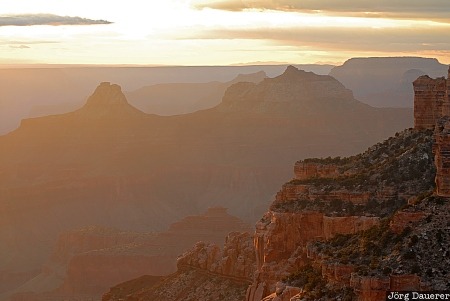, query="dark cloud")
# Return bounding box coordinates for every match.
[10,45,30,49]
[0,40,59,45]
[192,0,450,21]
[0,14,112,27]
[191,26,450,54]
